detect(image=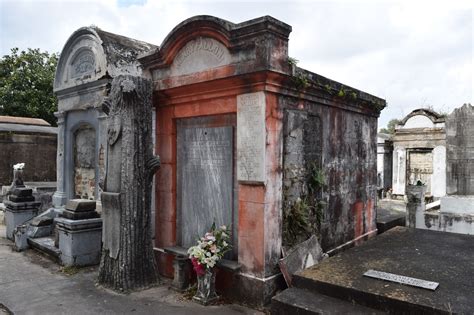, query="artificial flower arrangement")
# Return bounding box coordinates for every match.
[187,223,231,276]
